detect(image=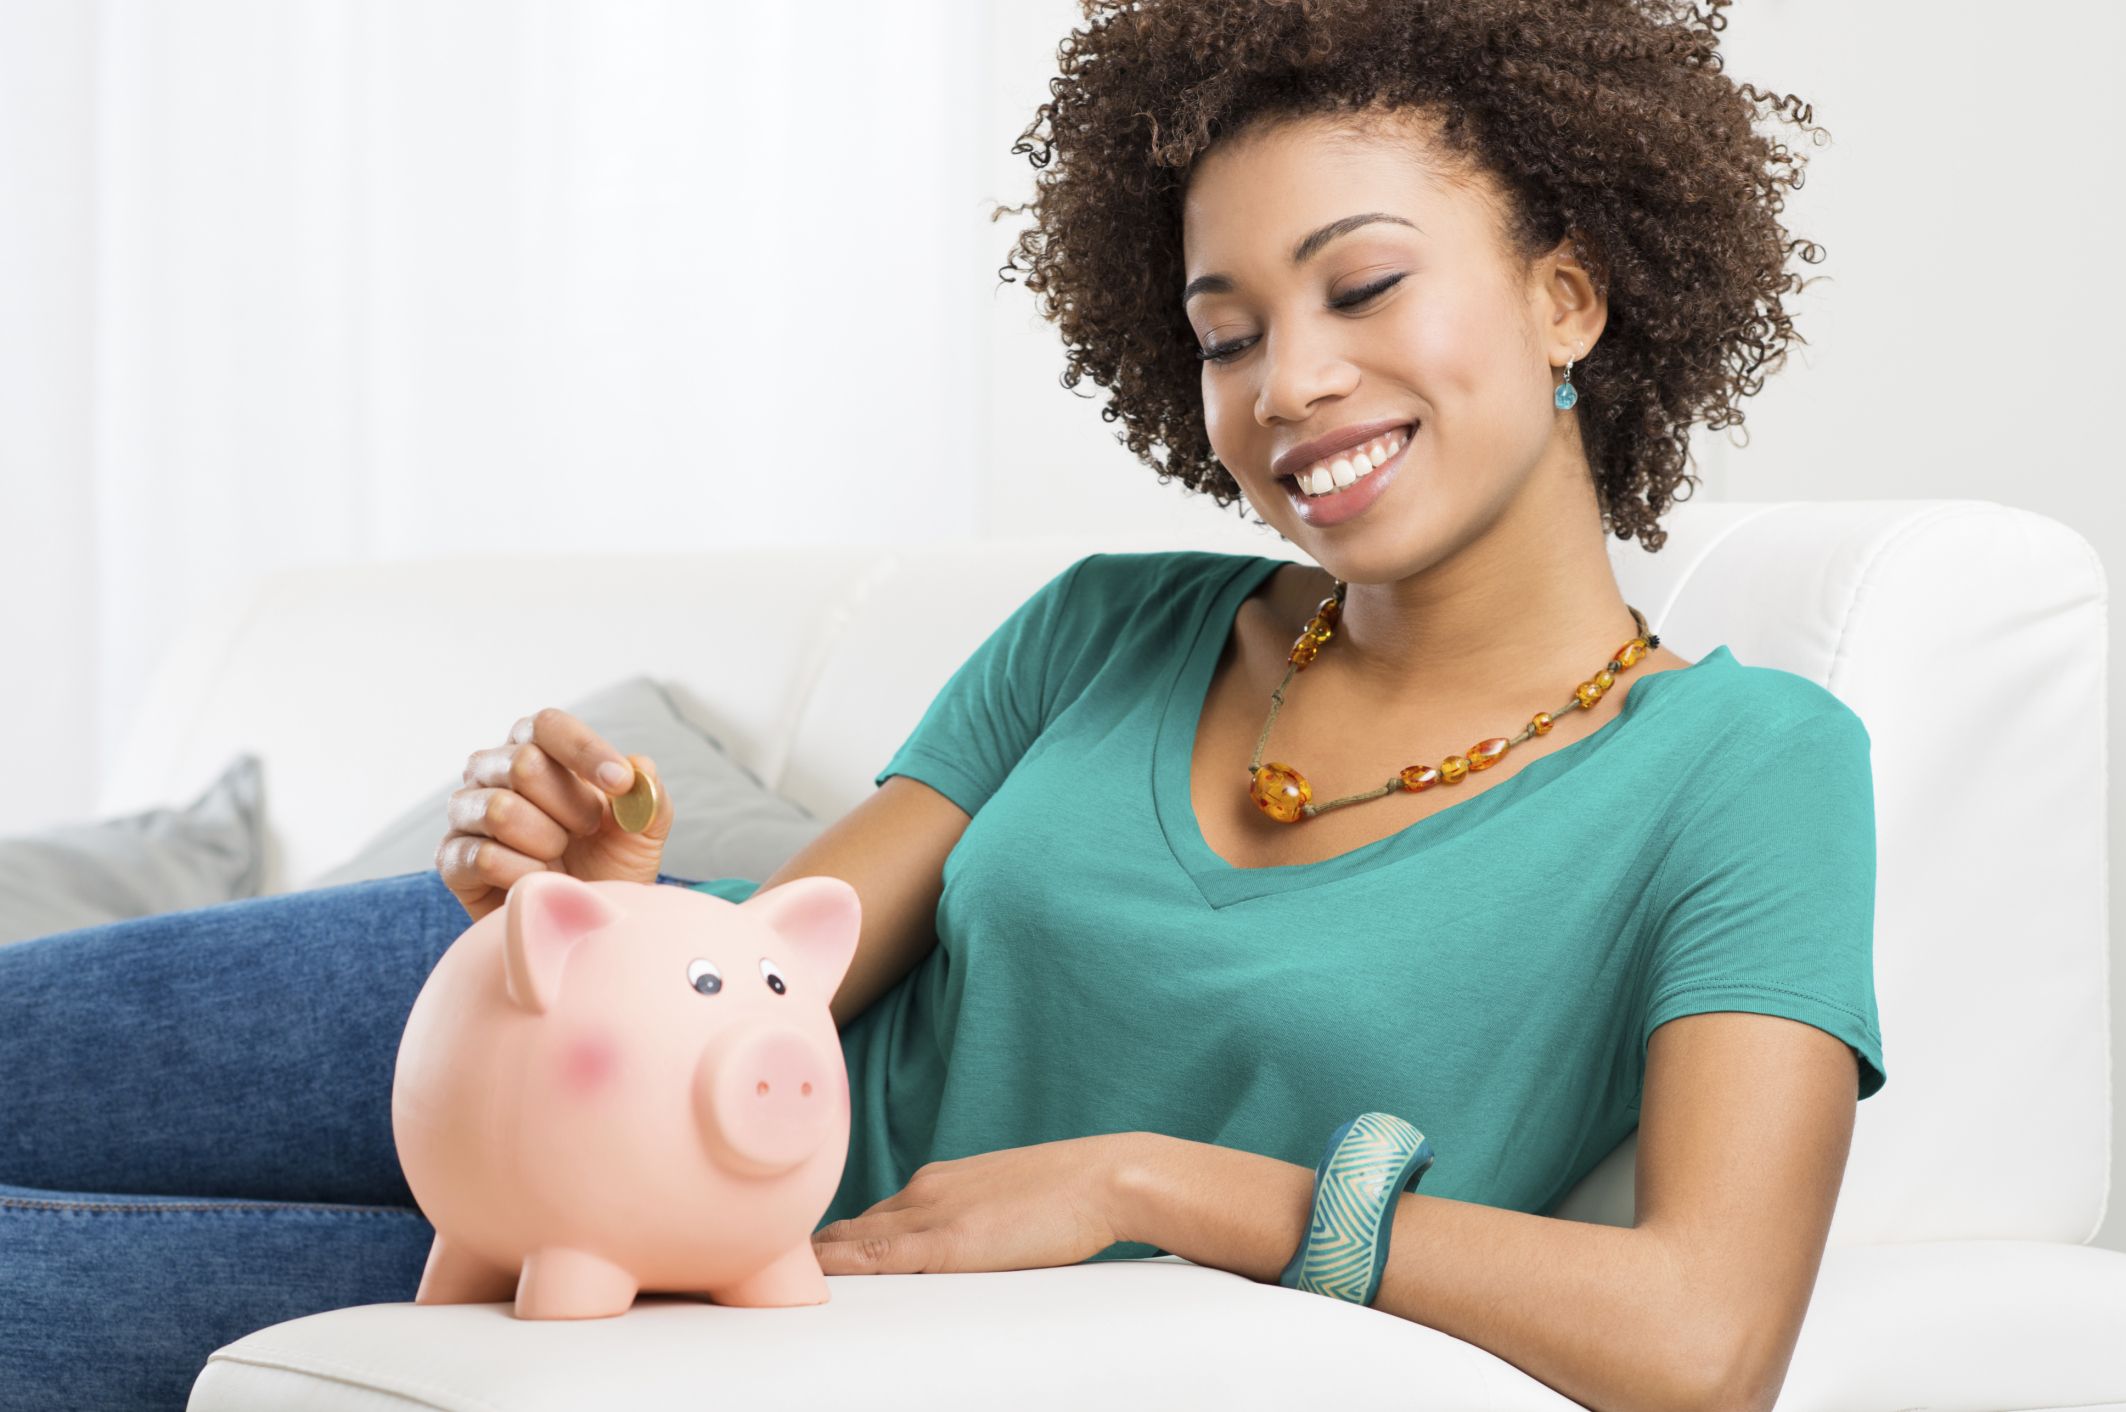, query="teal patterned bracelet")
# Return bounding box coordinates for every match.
[1277,1111,1435,1306]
